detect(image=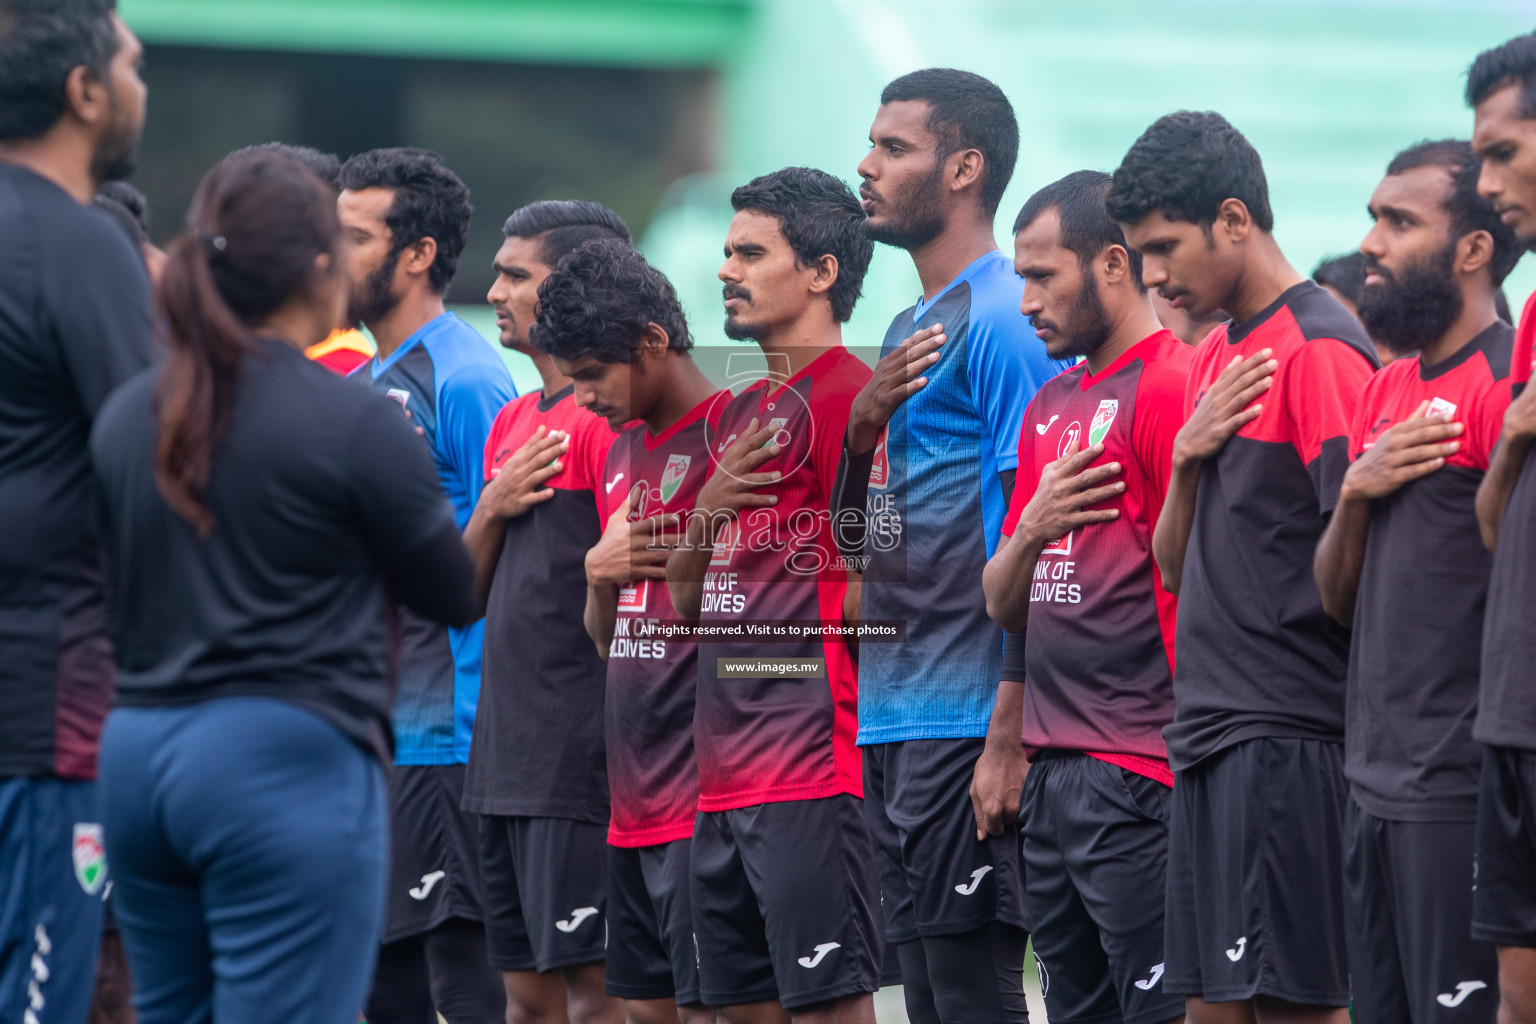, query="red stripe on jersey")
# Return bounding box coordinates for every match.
[1513,289,1536,386]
